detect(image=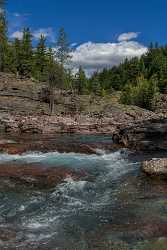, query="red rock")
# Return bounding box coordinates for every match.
[0,139,102,155]
[0,144,26,154]
[0,164,87,188]
[0,228,16,241]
